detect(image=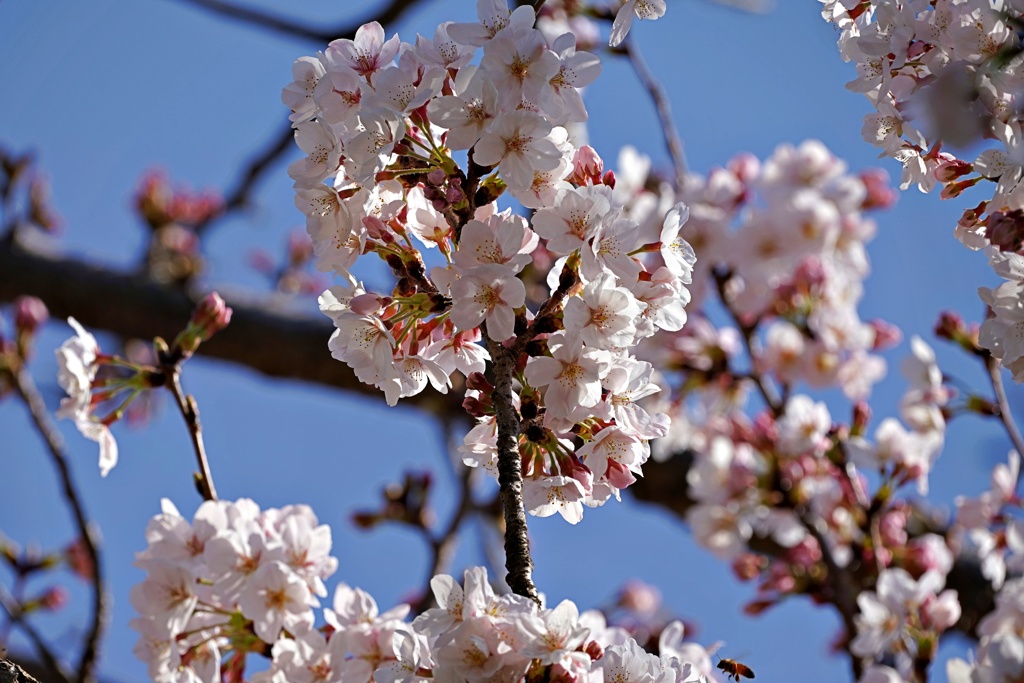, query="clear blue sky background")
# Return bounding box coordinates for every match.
[0,1,1019,681]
